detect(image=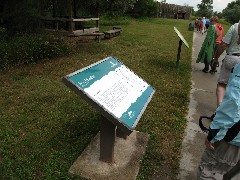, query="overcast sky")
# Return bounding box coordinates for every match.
[158,0,235,12]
